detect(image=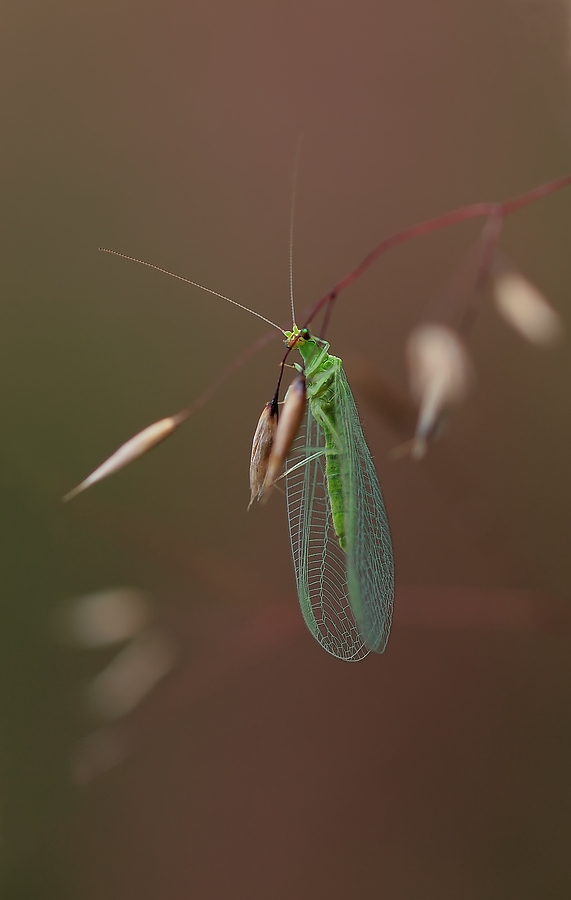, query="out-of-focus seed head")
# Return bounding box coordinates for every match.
[406,323,474,459]
[63,417,178,501]
[85,628,177,721]
[262,374,307,496]
[248,401,279,509]
[492,263,564,347]
[55,587,151,648]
